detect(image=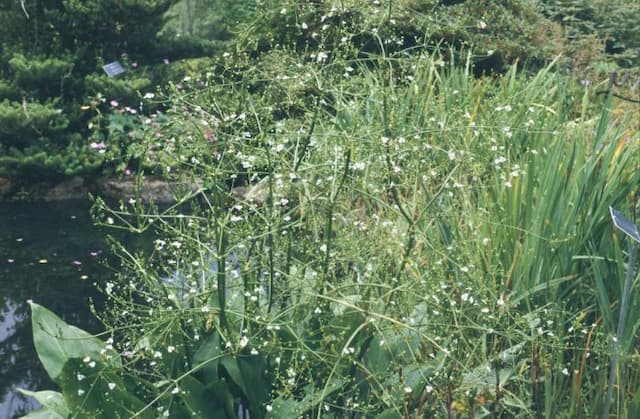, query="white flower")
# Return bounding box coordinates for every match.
[561,368,569,376]
[167,345,176,353]
[239,336,249,348]
[404,386,413,393]
[316,52,329,63]
[108,382,116,390]
[77,389,85,396]
[266,405,273,412]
